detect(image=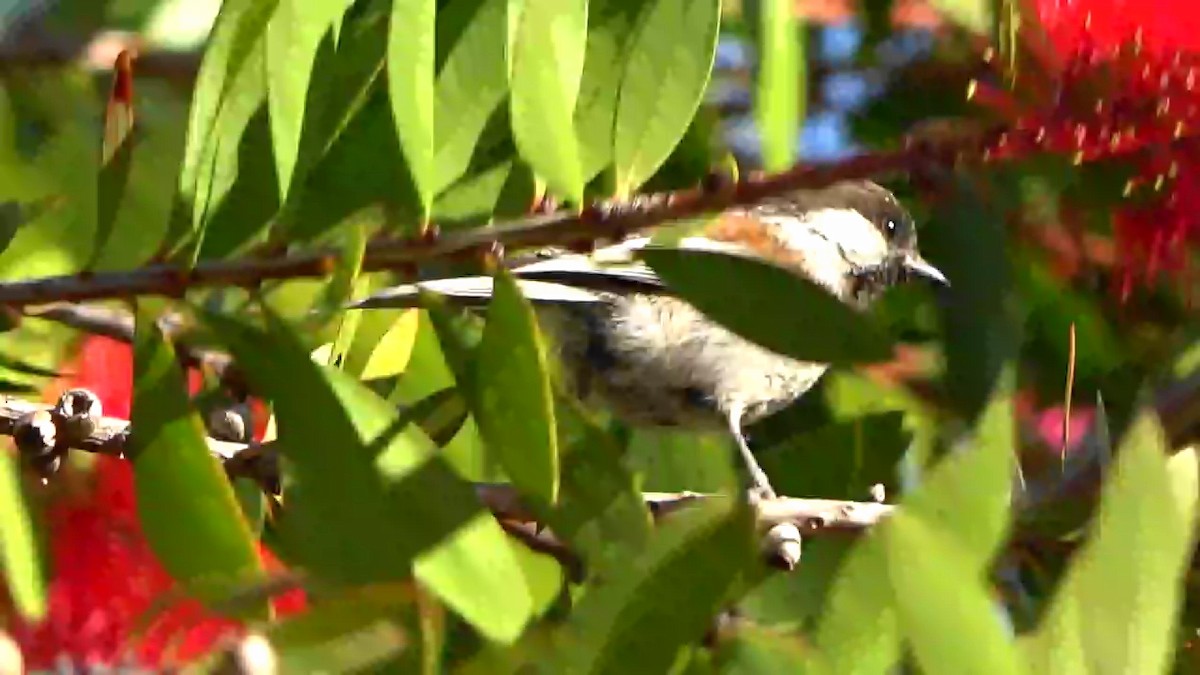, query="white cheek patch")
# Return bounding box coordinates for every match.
[770,208,889,268]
